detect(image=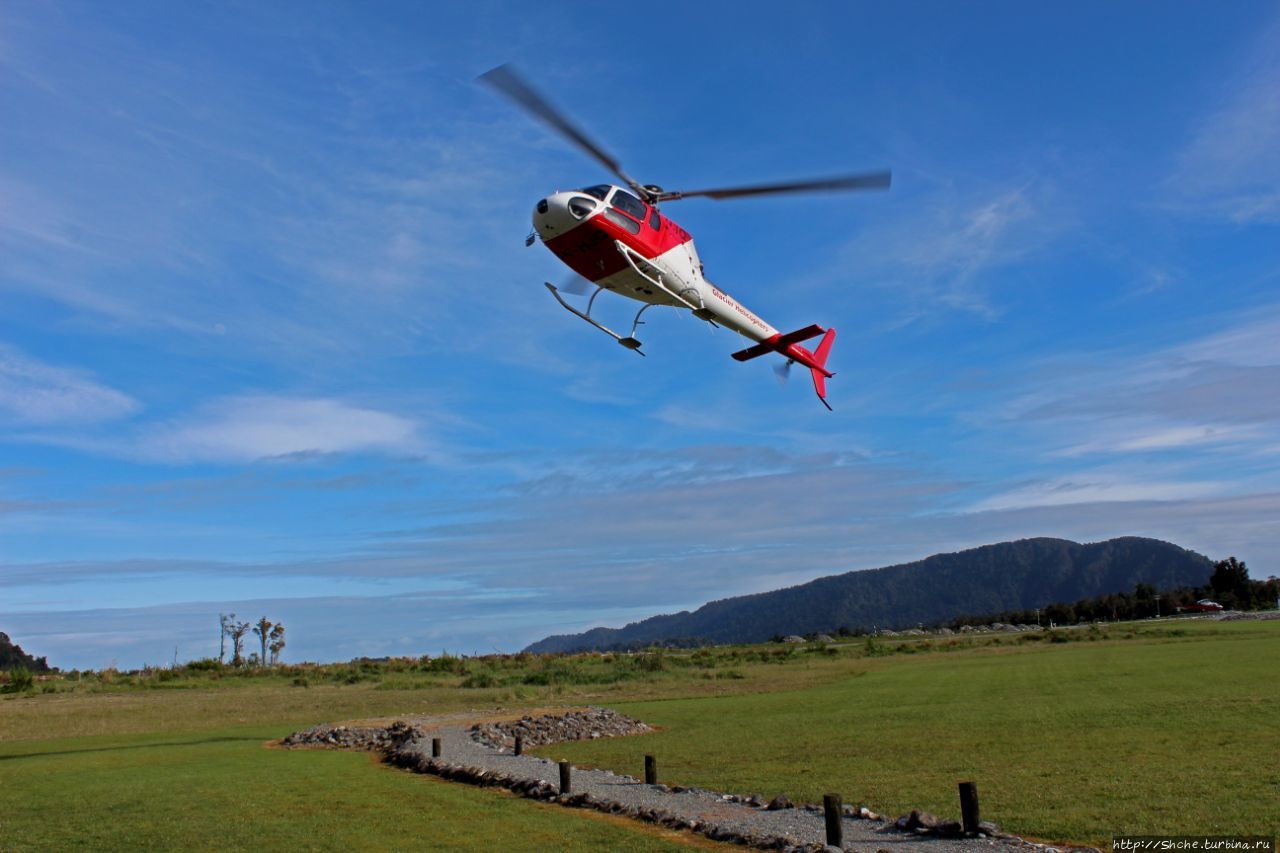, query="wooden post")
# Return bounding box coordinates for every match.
[514,735,523,756]
[431,737,441,758]
[959,781,980,834]
[644,754,657,785]
[559,761,571,794]
[823,793,843,848]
